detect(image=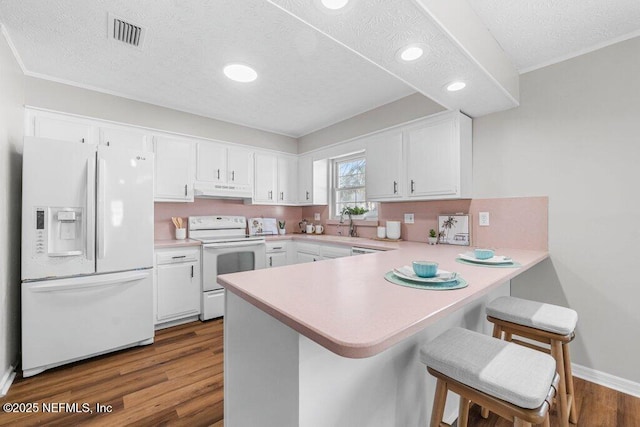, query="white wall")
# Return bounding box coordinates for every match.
[0,27,24,390]
[297,93,444,153]
[473,36,640,383]
[24,77,298,154]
